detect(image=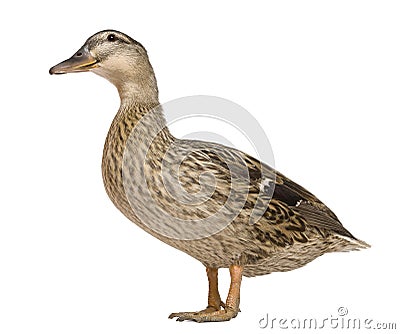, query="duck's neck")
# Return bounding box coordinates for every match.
[115,98,173,142]
[117,80,159,105]
[113,59,160,105]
